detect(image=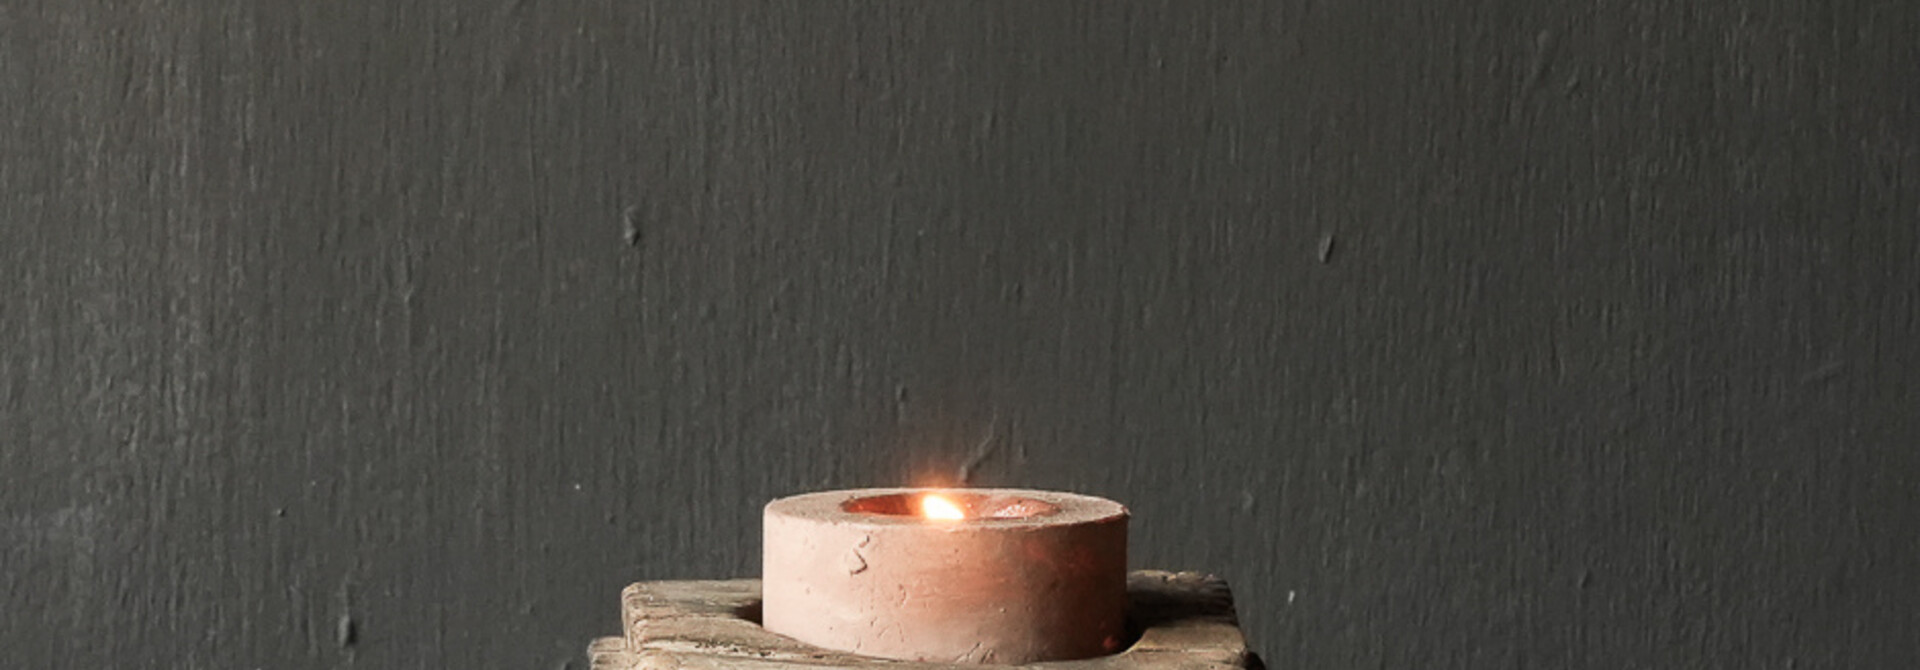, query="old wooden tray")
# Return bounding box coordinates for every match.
[590,570,1257,670]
